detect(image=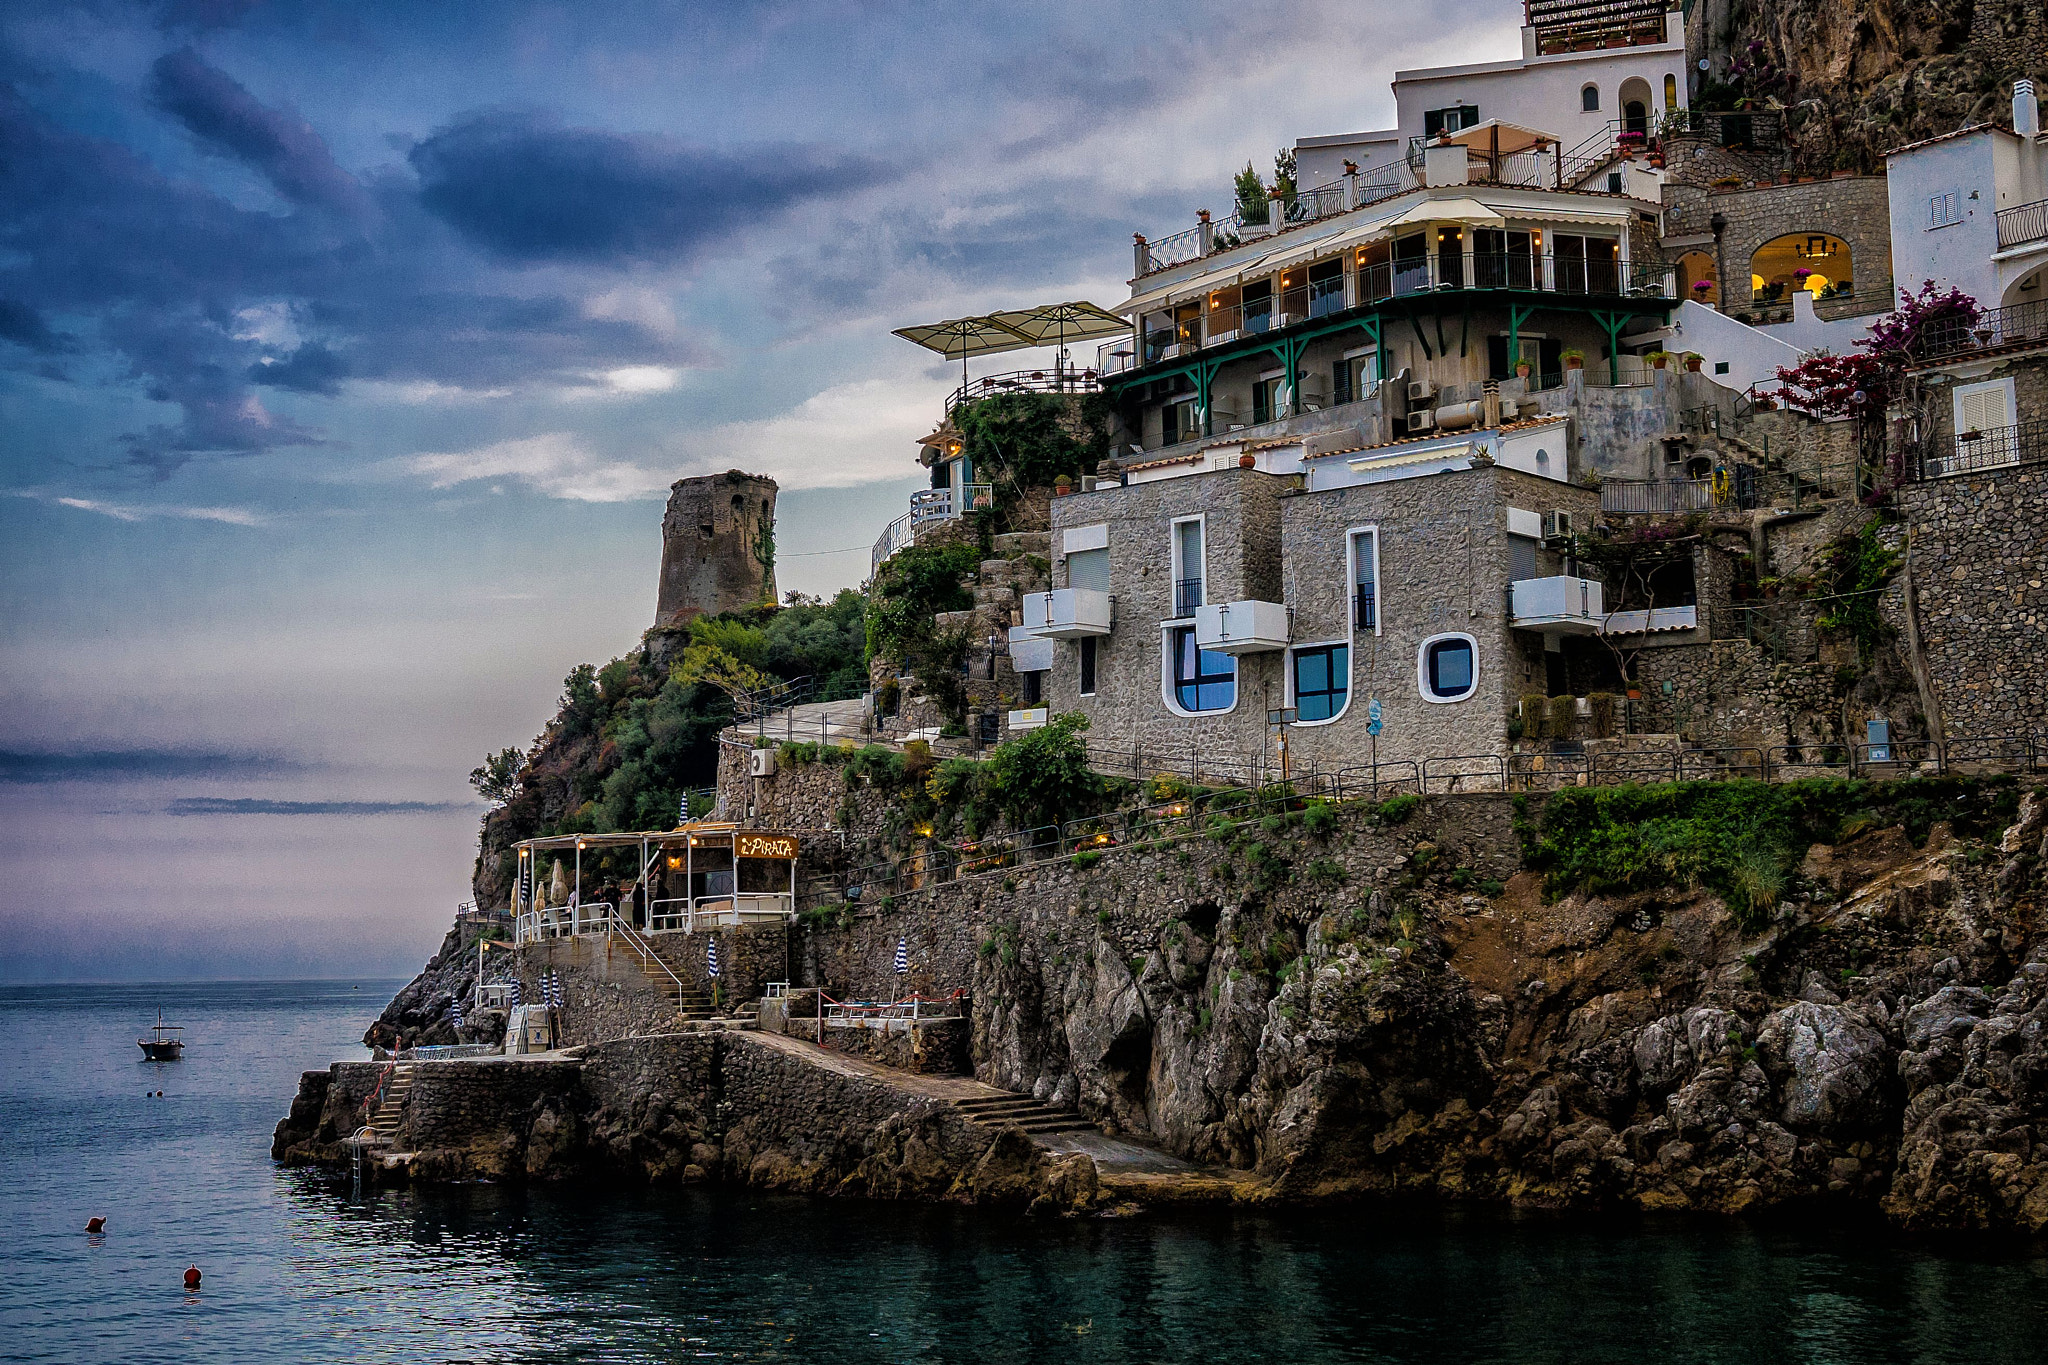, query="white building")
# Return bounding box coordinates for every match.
[1884,80,2048,317]
[1296,0,1688,192]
